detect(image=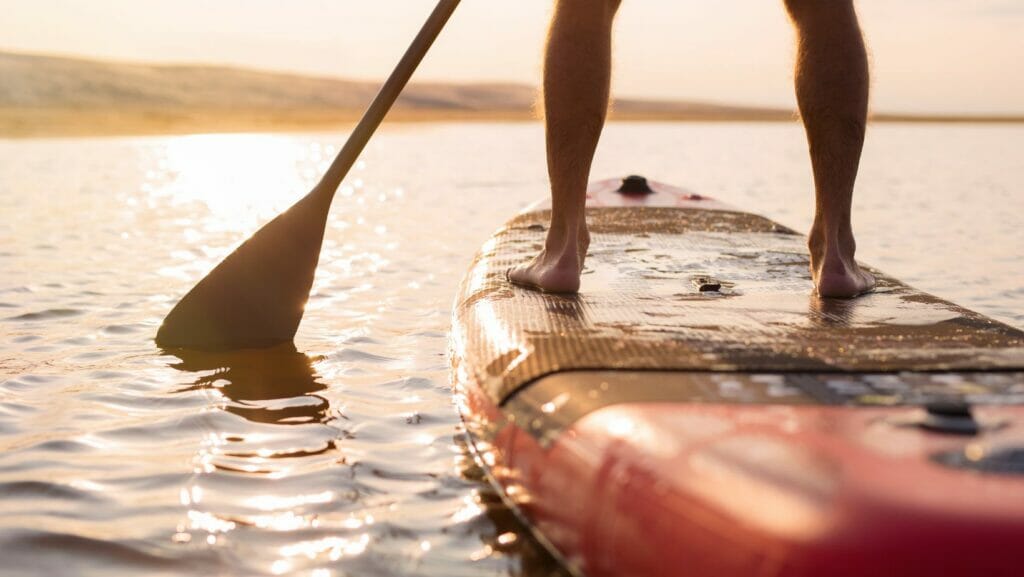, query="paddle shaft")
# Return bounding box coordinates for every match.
[319,0,461,195]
